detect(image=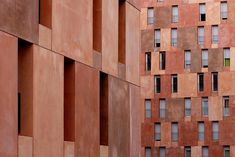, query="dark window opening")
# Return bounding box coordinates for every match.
[155,75,161,93]
[212,72,218,91]
[172,74,178,93]
[145,52,151,71]
[100,72,109,146]
[64,57,75,141]
[118,0,126,63]
[159,52,165,70]
[93,0,102,52]
[198,73,204,92]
